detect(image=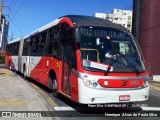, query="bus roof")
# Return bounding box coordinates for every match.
[9,15,129,43]
[27,15,128,38]
[8,38,21,44]
[63,15,128,31]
